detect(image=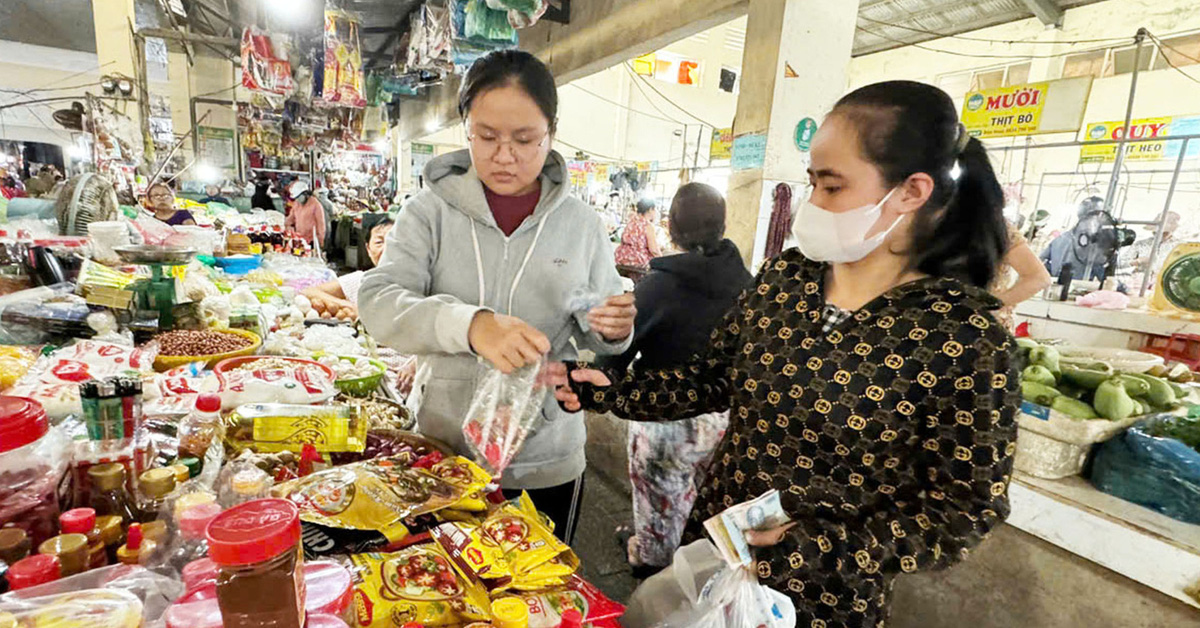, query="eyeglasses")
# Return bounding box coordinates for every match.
[148,192,174,200]
[466,127,550,160]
